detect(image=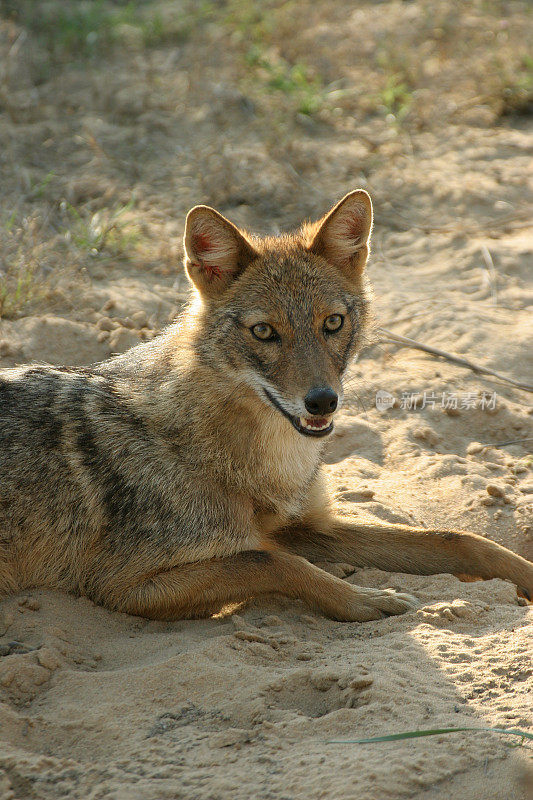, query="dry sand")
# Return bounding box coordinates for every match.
[1,1,532,797]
